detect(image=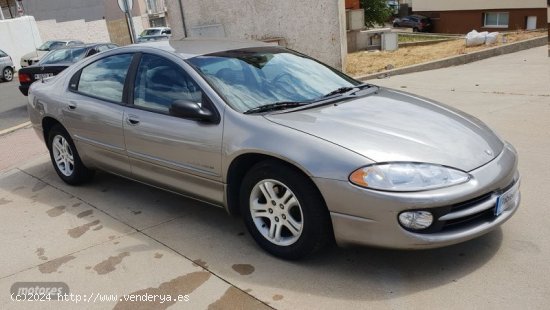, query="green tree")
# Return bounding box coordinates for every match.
[360,0,393,28]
